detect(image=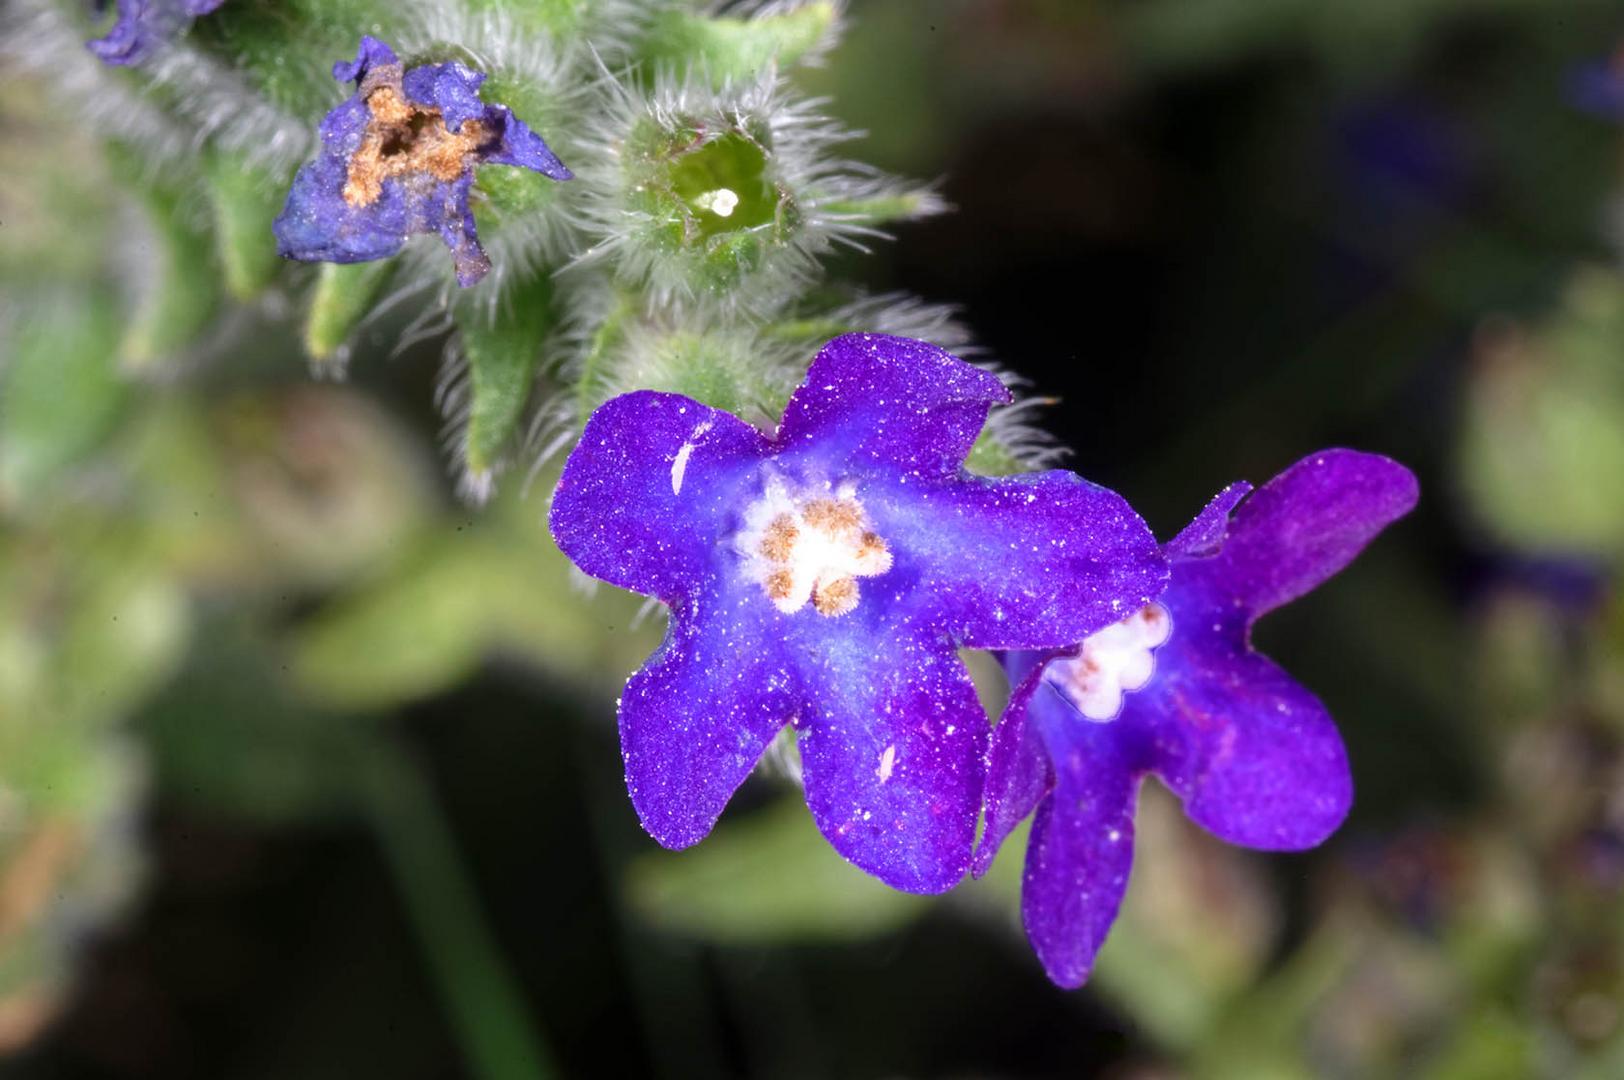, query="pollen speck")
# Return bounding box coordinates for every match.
[813,575,859,616]
[802,498,863,534]
[759,515,799,561]
[343,85,488,208]
[765,569,795,601]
